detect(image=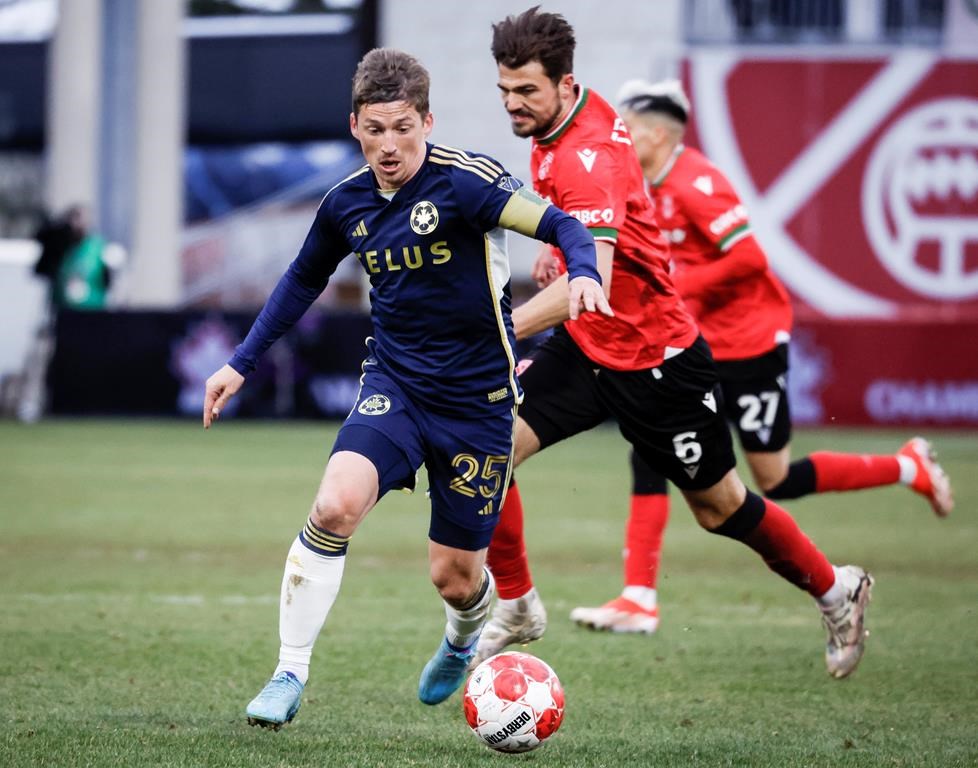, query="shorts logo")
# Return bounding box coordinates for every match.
[487,387,509,403]
[702,392,717,413]
[410,201,439,235]
[357,394,391,415]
